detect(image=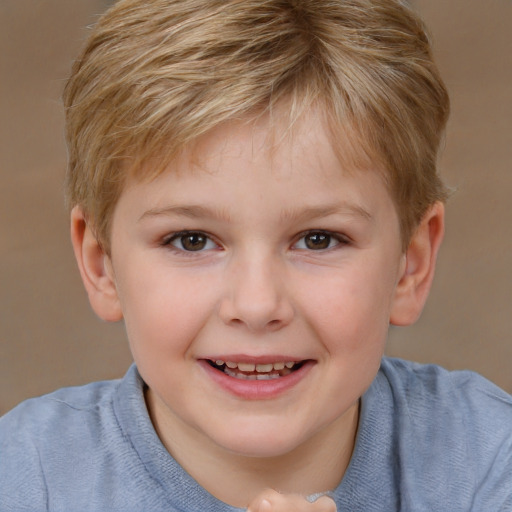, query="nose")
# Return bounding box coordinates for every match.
[218,252,294,333]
